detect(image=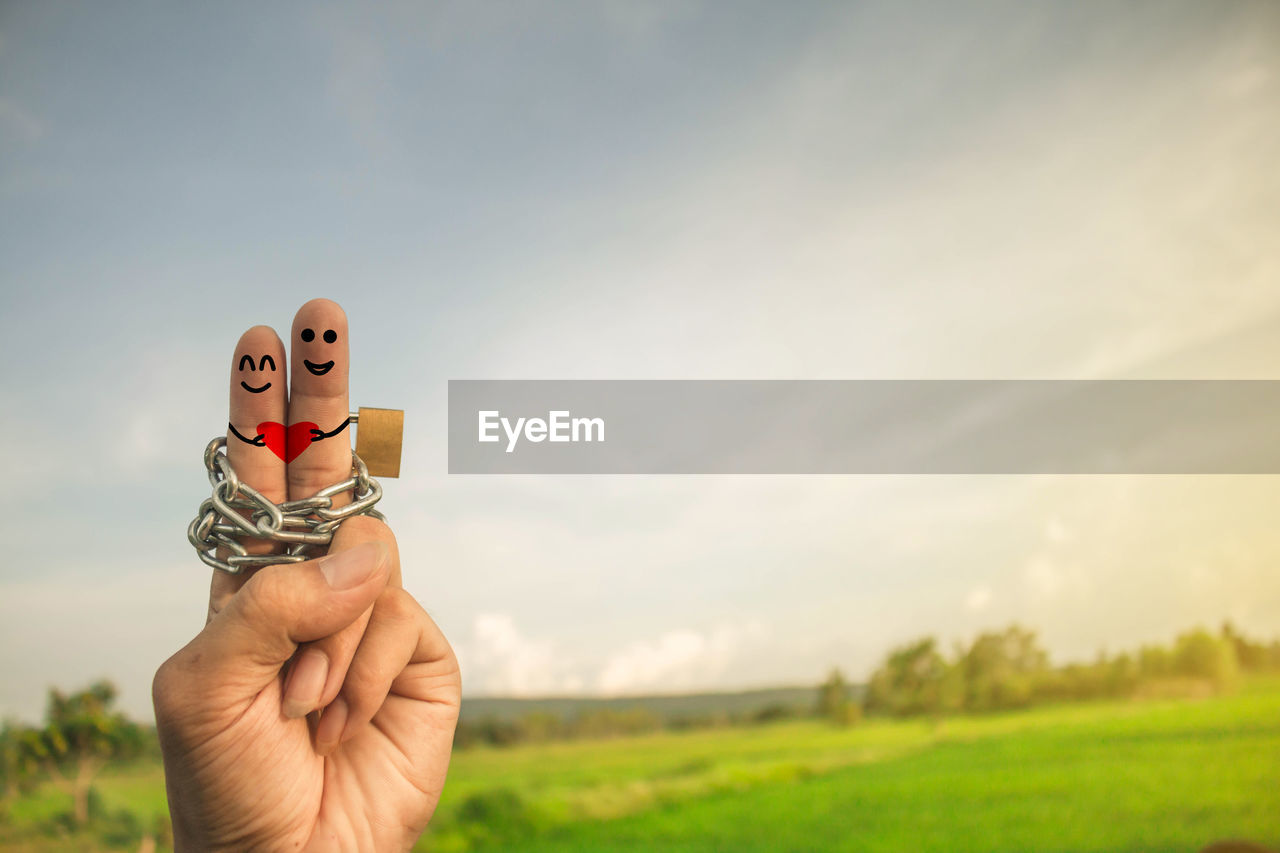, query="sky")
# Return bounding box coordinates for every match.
[1,0,1279,723]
